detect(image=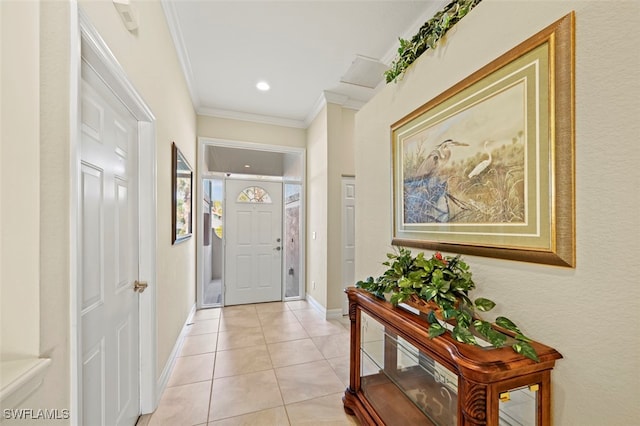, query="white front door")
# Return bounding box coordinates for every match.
[80,62,140,426]
[225,180,283,305]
